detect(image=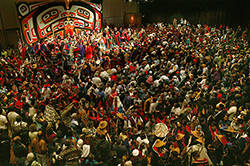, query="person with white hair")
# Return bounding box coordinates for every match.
[7,111,20,128]
[0,109,8,131]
